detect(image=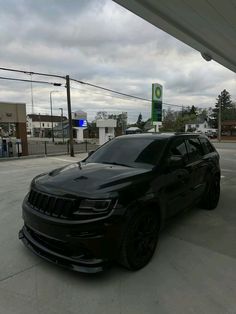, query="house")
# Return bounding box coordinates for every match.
[185,118,210,133]
[27,114,66,137]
